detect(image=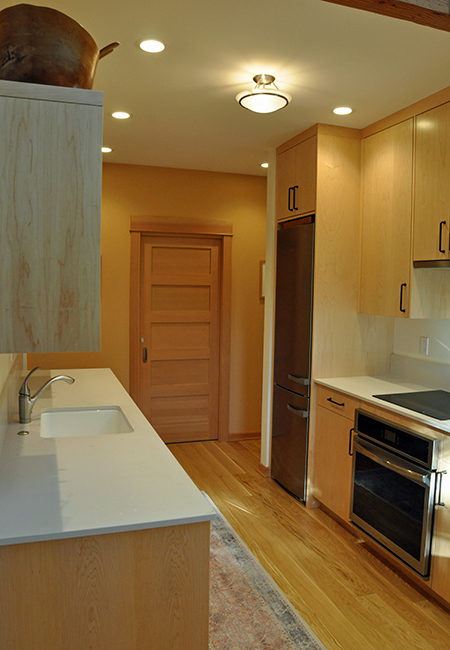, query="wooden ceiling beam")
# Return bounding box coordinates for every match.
[322,0,450,32]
